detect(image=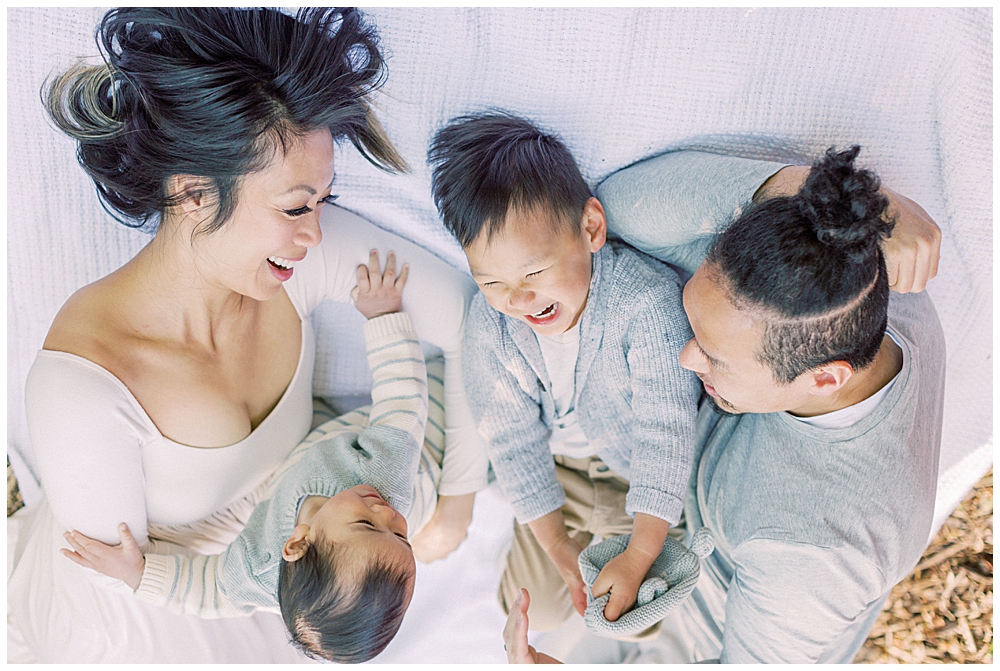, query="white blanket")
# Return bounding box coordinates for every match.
[7,8,991,663]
